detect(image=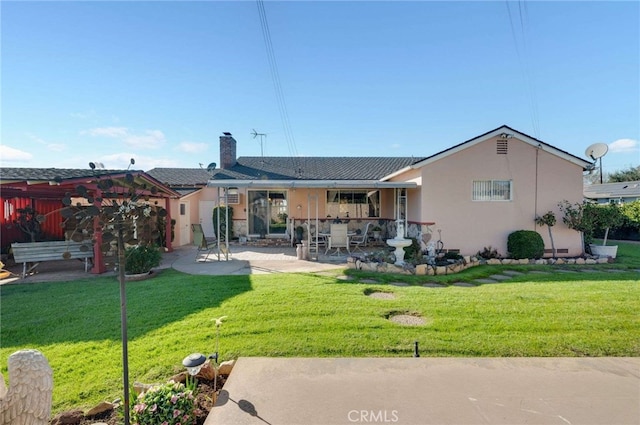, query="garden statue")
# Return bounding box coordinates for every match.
[0,349,53,425]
